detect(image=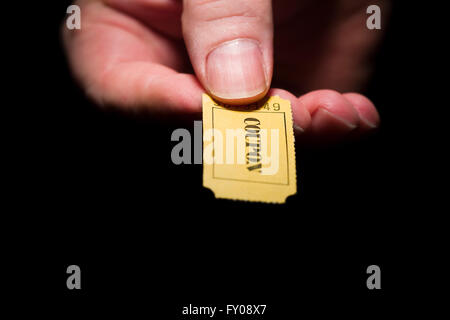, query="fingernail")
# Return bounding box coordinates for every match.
[359,115,378,128]
[206,39,267,100]
[357,109,379,128]
[317,108,358,130]
[293,123,305,133]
